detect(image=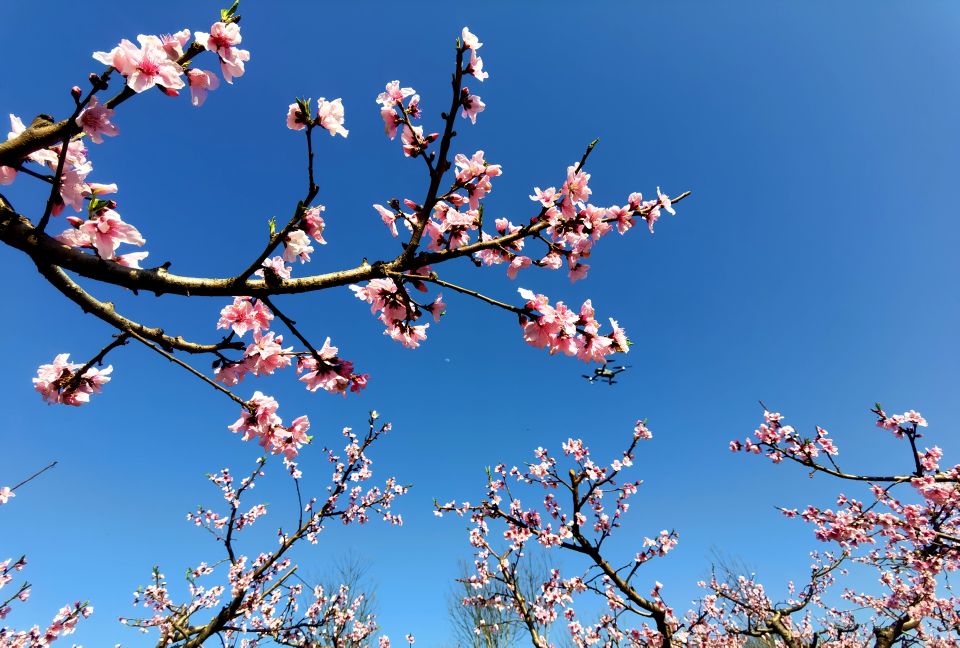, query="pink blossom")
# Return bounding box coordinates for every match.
[407,94,422,119]
[115,251,149,268]
[461,27,482,50]
[56,223,92,249]
[568,261,589,283]
[187,69,219,107]
[530,186,558,208]
[373,204,399,237]
[159,29,190,60]
[33,353,113,406]
[460,89,485,124]
[657,186,676,215]
[75,97,119,144]
[59,162,93,212]
[255,256,292,280]
[919,446,942,472]
[401,124,425,157]
[297,338,367,395]
[93,35,185,93]
[316,98,348,137]
[608,318,629,353]
[376,81,415,108]
[507,255,532,279]
[244,332,293,376]
[0,166,16,185]
[79,209,145,259]
[86,182,117,196]
[214,361,249,386]
[219,47,250,83]
[540,252,563,270]
[0,487,14,505]
[283,229,314,263]
[563,165,592,204]
[381,107,402,139]
[197,21,241,58]
[467,50,488,82]
[287,103,306,130]
[425,294,446,322]
[195,22,250,83]
[903,410,928,427]
[302,205,326,243]
[217,297,273,338]
[387,323,429,349]
[608,205,634,234]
